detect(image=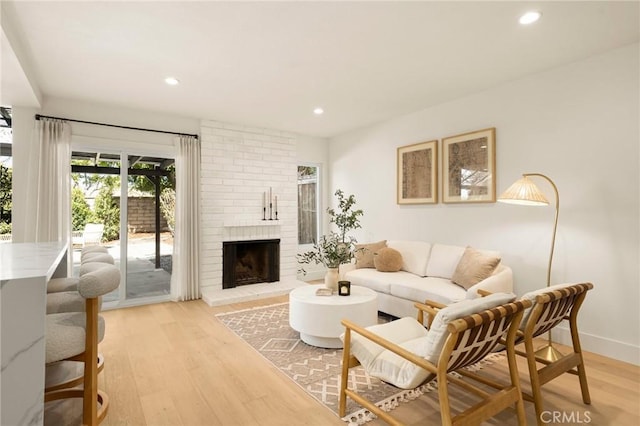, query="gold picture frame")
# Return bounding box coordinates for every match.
[442,128,496,203]
[397,140,438,204]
